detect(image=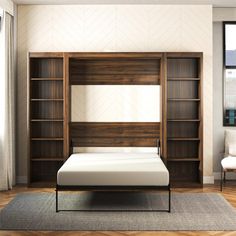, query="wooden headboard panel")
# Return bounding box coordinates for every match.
[70,122,160,148]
